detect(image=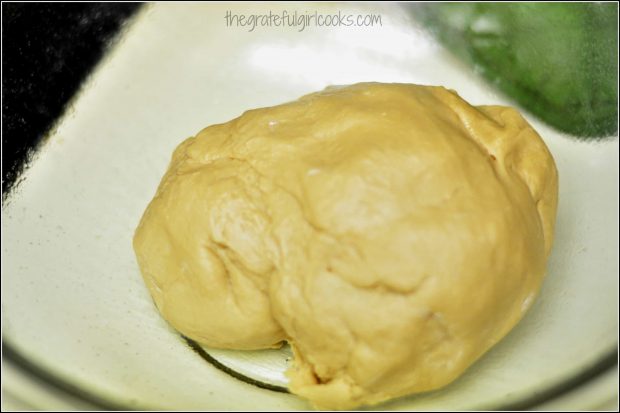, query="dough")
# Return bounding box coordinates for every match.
[133,83,558,409]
